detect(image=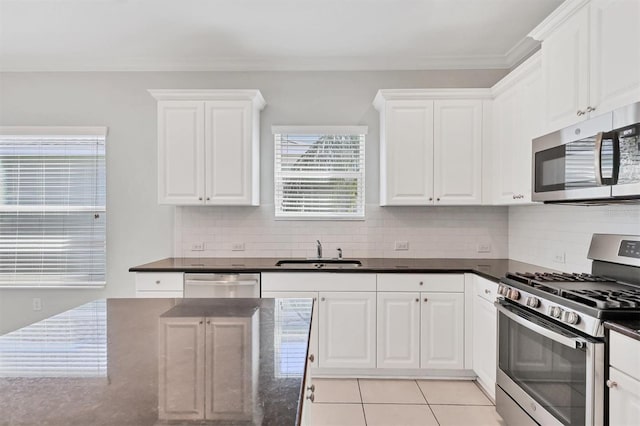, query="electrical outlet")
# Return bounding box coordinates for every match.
[394,241,409,251]
[32,298,42,311]
[232,242,245,251]
[477,243,492,253]
[191,242,205,251]
[552,251,566,264]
